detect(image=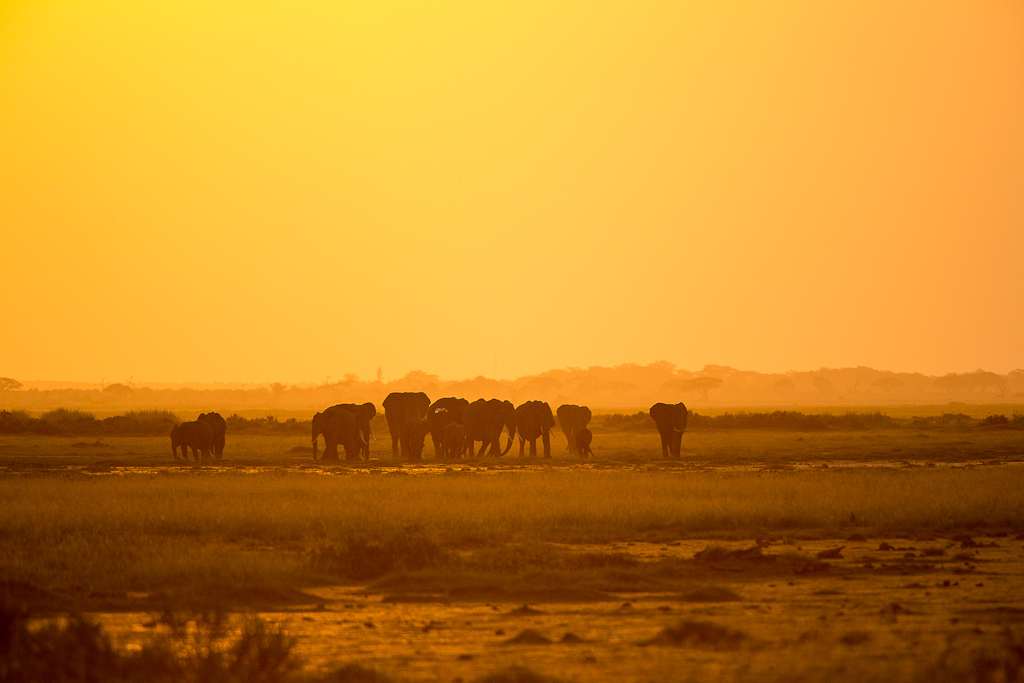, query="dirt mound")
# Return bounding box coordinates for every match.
[508,604,545,615]
[676,585,741,602]
[642,620,746,648]
[476,666,562,683]
[504,629,553,645]
[694,545,774,565]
